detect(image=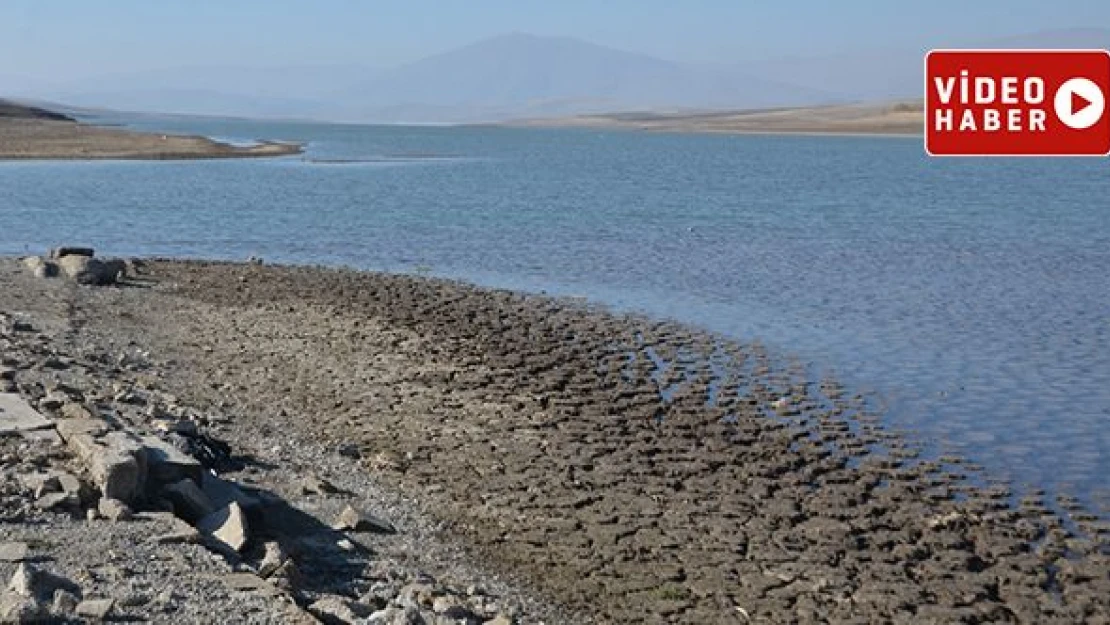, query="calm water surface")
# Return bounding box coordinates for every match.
[2,115,1109,506]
